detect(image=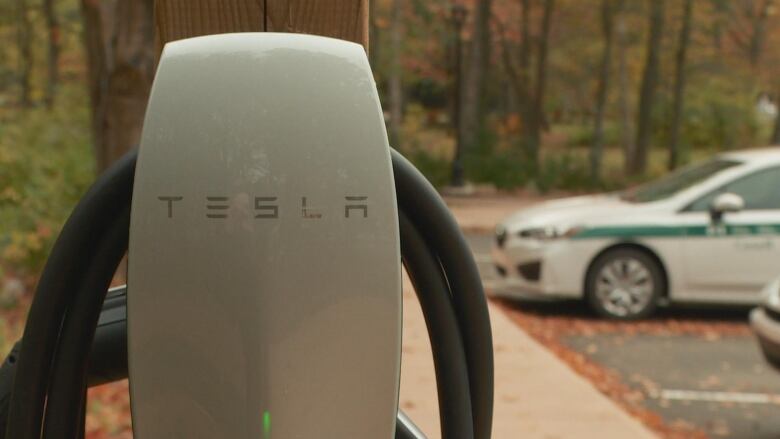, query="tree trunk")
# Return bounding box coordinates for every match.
[616,10,633,171]
[495,16,529,127]
[525,0,554,164]
[769,81,780,146]
[460,0,493,151]
[772,89,780,144]
[43,0,60,108]
[369,0,380,68]
[590,0,616,181]
[388,0,403,146]
[519,0,531,83]
[710,1,725,54]
[749,0,774,68]
[82,0,156,172]
[517,0,532,142]
[16,0,33,108]
[668,0,693,170]
[632,0,665,175]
